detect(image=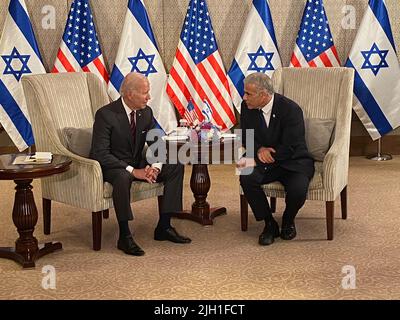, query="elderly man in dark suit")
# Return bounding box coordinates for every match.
[238,72,314,246]
[90,72,191,256]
